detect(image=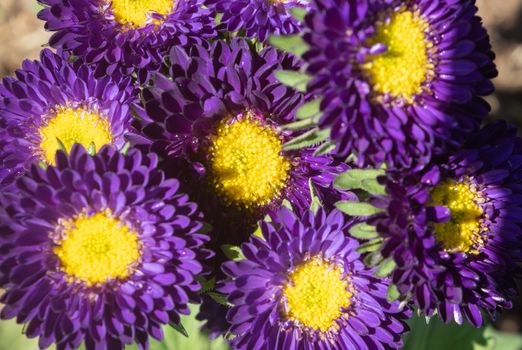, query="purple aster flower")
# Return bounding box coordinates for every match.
[218,207,410,349]
[369,121,522,327]
[37,0,215,82]
[130,38,353,336]
[205,0,307,42]
[303,0,496,169]
[0,144,212,350]
[0,49,135,190]
[131,38,352,250]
